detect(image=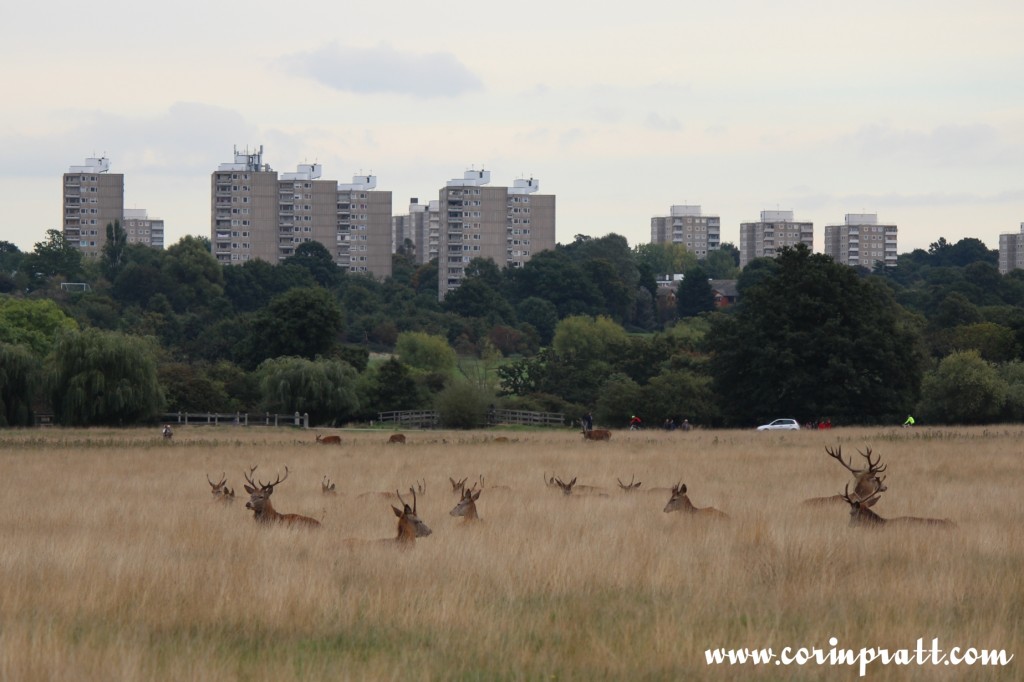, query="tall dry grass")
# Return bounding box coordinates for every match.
[0,426,1020,681]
